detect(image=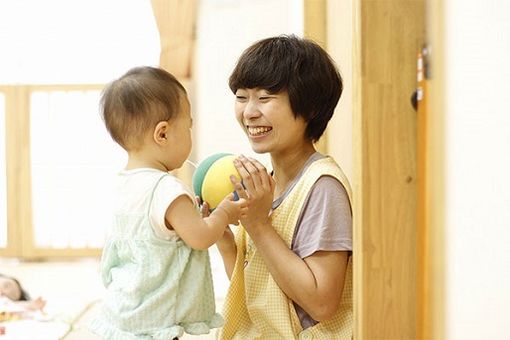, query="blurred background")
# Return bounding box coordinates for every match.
[0,0,509,339]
